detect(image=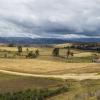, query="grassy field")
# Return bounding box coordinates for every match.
[0,73,65,93]
[0,72,99,100]
[47,79,100,100]
[0,45,99,99]
[0,58,99,74]
[0,45,99,72]
[0,46,98,62]
[0,46,99,74]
